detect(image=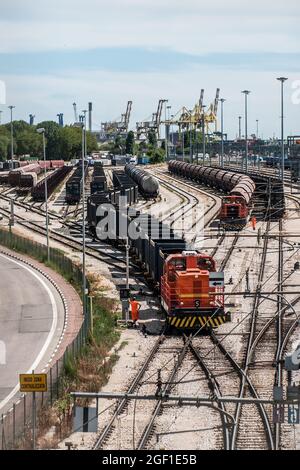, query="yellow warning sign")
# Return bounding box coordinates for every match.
[19,374,47,392]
